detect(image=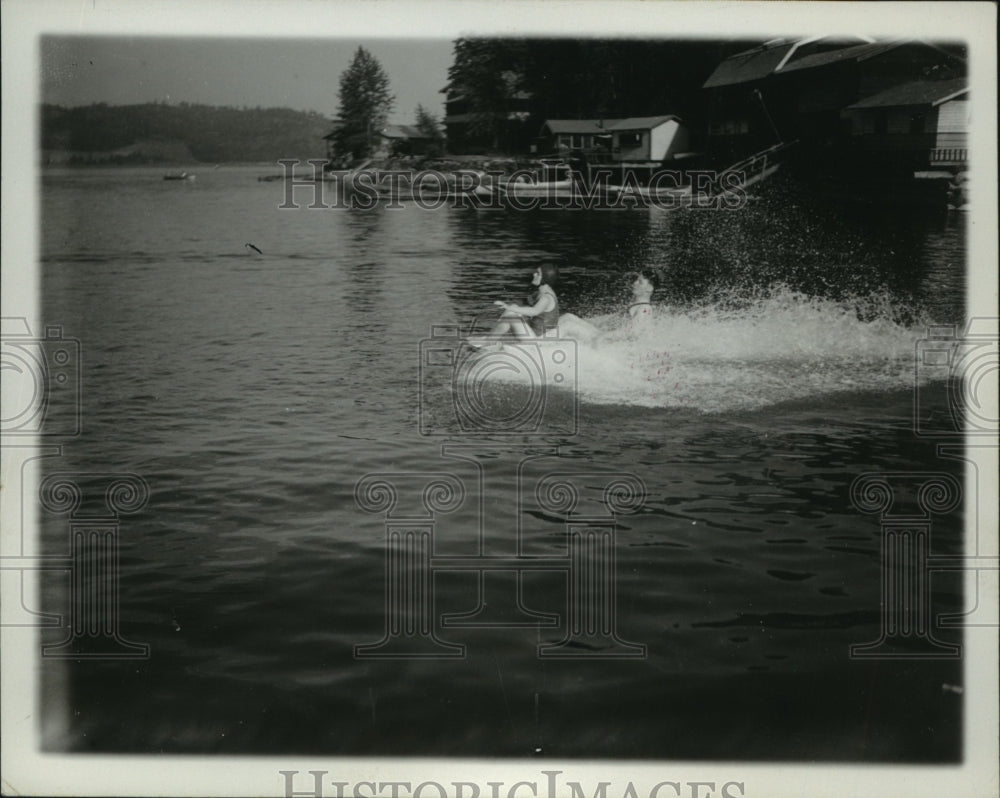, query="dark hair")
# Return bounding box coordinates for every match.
[635,268,660,289]
[537,264,559,287]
